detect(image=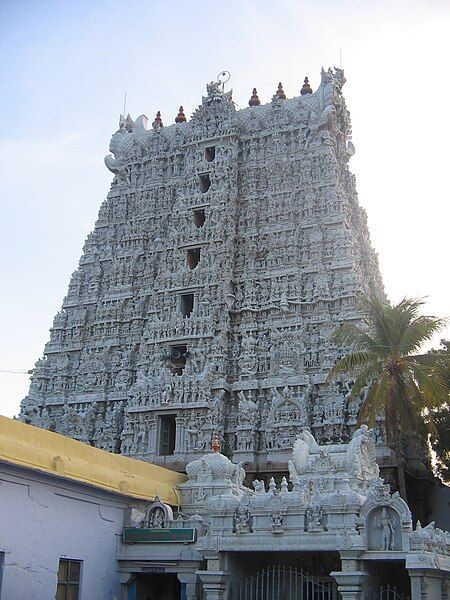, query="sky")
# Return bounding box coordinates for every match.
[1,0,449,418]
